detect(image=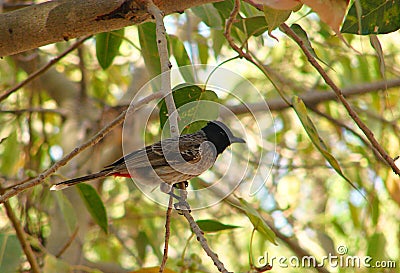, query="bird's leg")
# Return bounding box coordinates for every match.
[171,181,191,213]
